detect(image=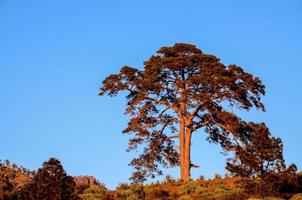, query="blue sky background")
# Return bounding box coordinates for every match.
[0,0,301,189]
